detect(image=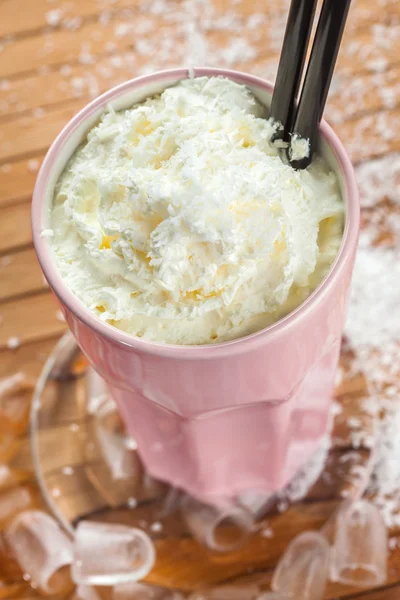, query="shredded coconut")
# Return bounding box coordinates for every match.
[63,17,83,31]
[62,466,74,476]
[51,77,343,345]
[346,234,400,354]
[356,154,400,208]
[289,134,310,162]
[260,526,274,538]
[7,337,20,350]
[40,228,54,238]
[45,9,64,27]
[127,497,138,509]
[27,159,40,173]
[345,228,400,527]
